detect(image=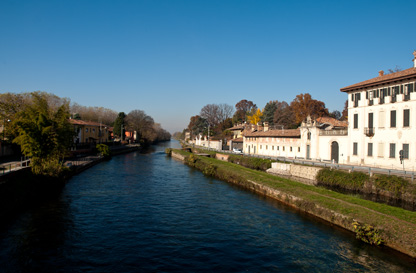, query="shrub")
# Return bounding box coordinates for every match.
[227,154,273,171]
[316,169,368,191]
[96,144,110,158]
[352,221,383,246]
